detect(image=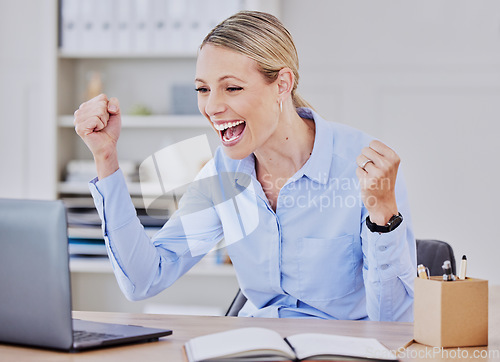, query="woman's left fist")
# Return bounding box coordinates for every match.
[355,140,400,225]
